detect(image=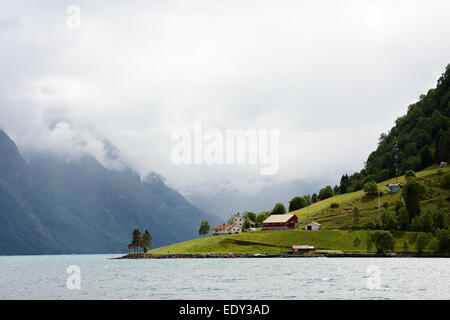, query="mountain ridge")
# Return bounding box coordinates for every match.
[0,129,221,255]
